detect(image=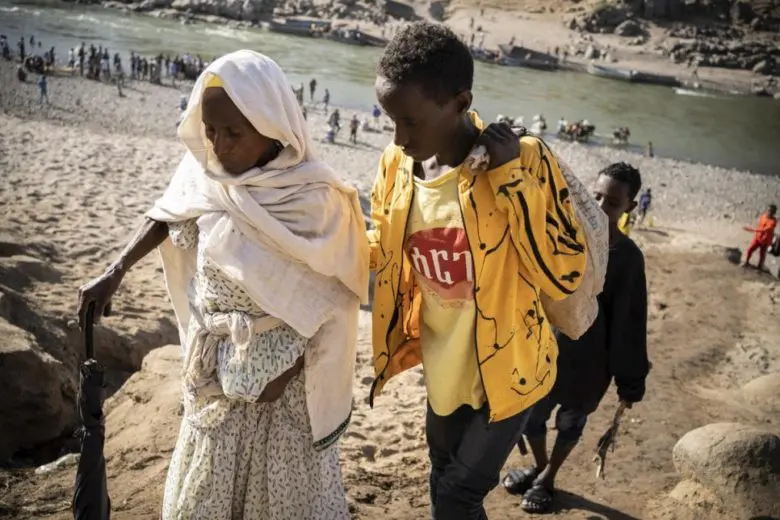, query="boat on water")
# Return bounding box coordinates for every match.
[266,18,331,37]
[471,48,501,65]
[326,28,387,47]
[497,44,558,71]
[673,87,718,98]
[586,62,637,82]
